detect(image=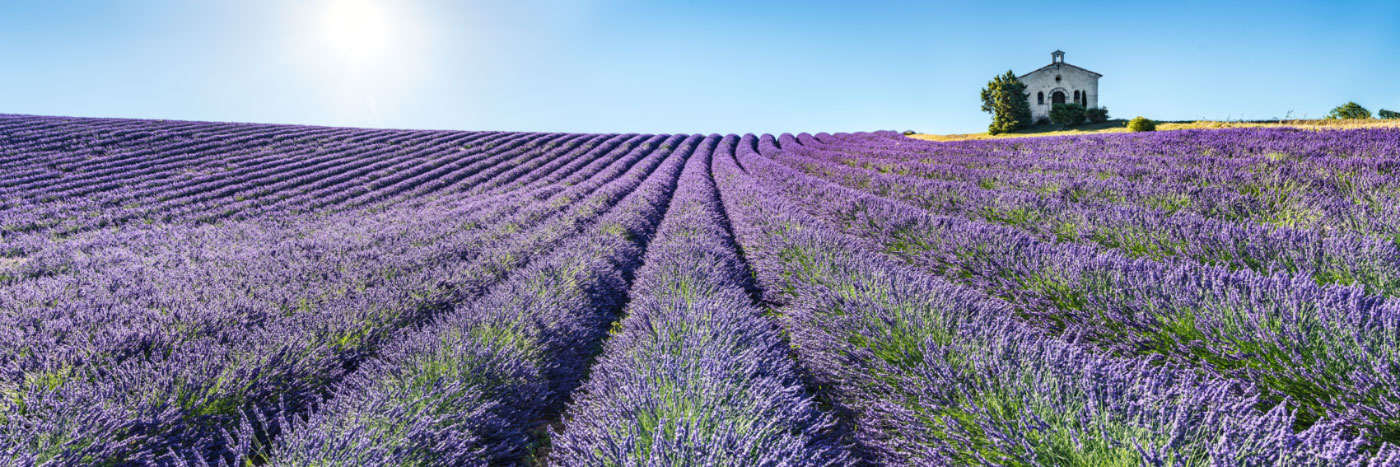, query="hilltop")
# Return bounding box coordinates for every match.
[911,118,1400,142]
